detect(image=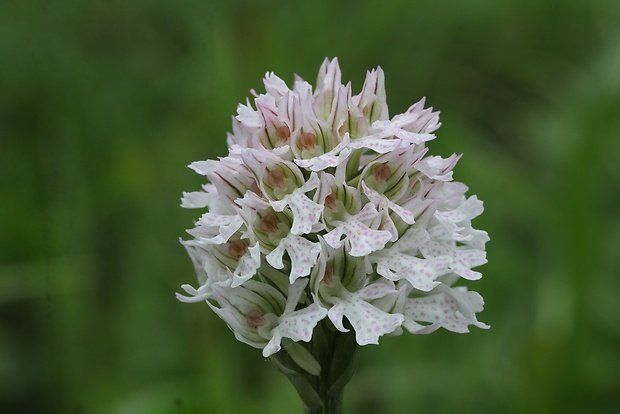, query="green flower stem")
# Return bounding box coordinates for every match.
[270,320,360,414]
[304,394,343,414]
